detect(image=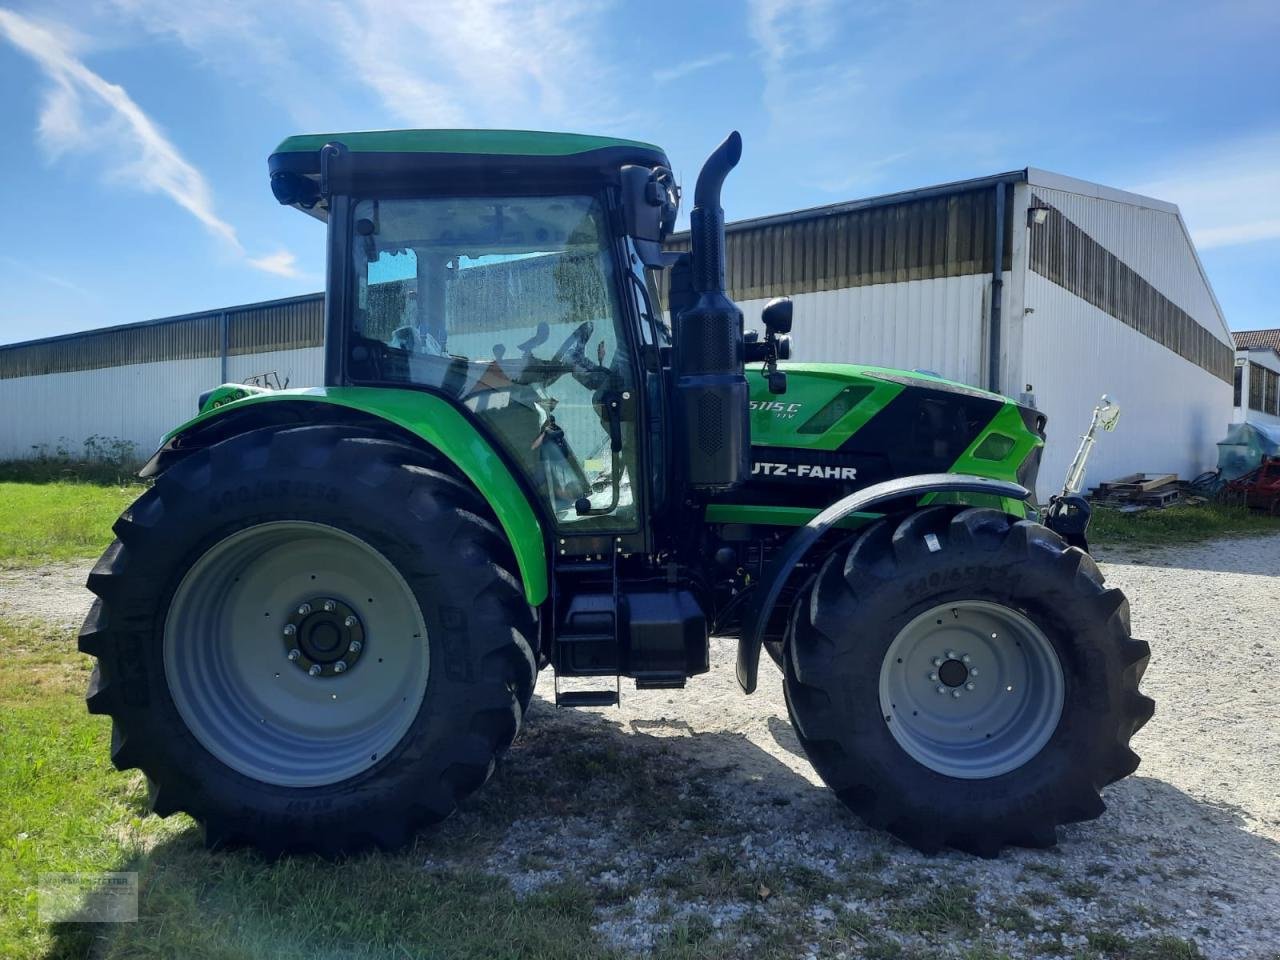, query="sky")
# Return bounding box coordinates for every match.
[0,0,1277,346]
